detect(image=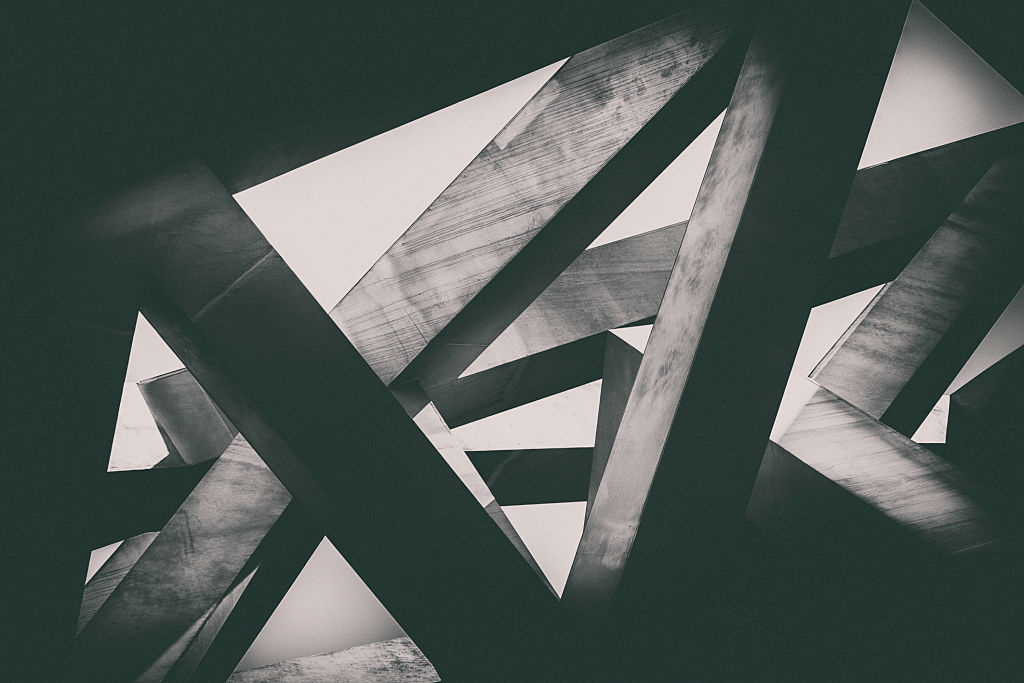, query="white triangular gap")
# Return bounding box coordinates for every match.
[859,0,1024,168]
[234,538,409,673]
[234,59,566,311]
[502,501,587,597]
[107,312,186,471]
